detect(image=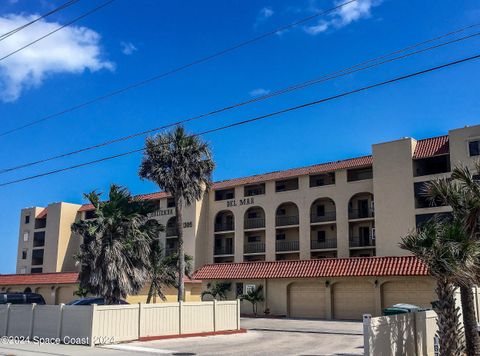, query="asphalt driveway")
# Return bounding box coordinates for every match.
[0,318,364,356]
